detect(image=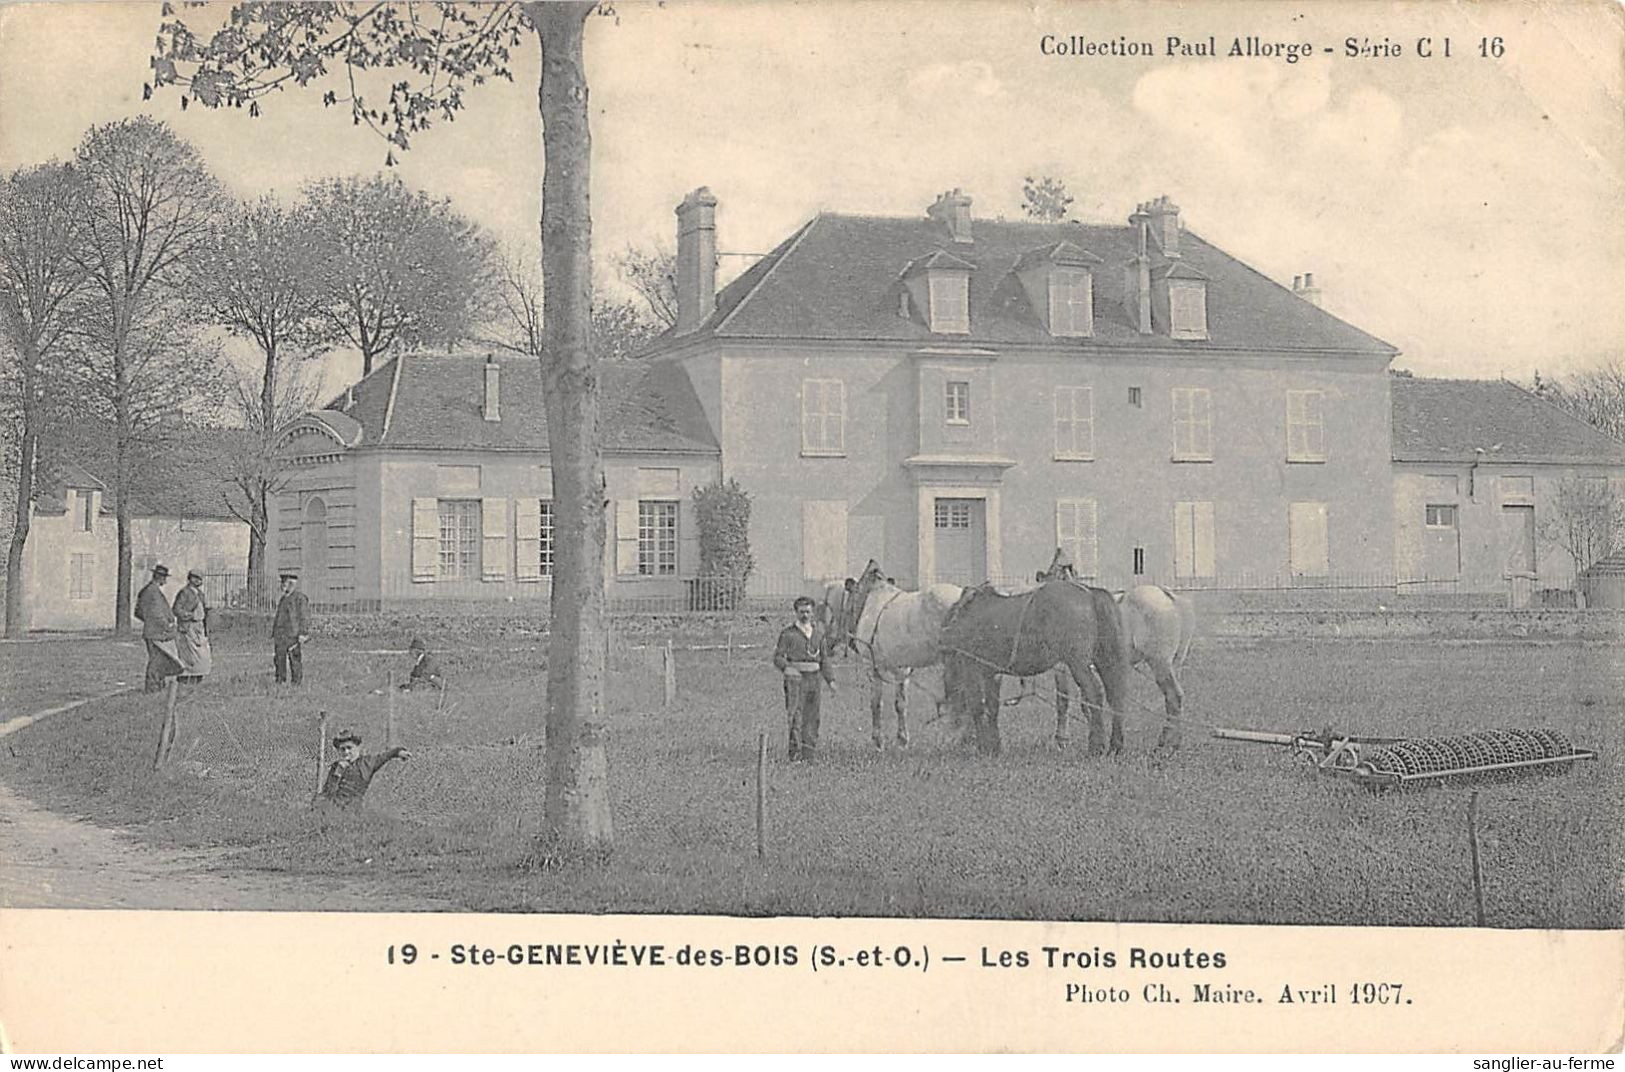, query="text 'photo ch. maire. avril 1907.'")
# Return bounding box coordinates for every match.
[0,0,1621,1056]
